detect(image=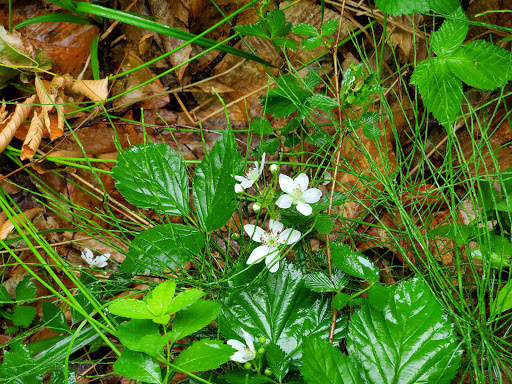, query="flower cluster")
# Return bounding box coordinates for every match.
[233,153,322,272]
[81,248,110,268]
